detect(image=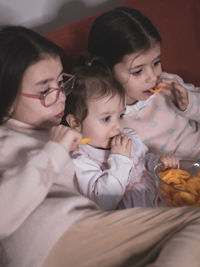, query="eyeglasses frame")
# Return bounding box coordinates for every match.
[20,73,74,107]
